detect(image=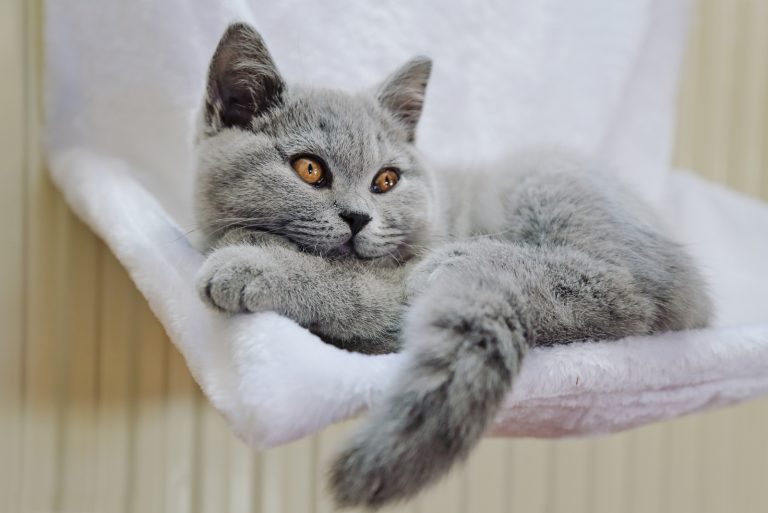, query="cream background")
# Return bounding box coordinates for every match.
[1,0,767,512]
